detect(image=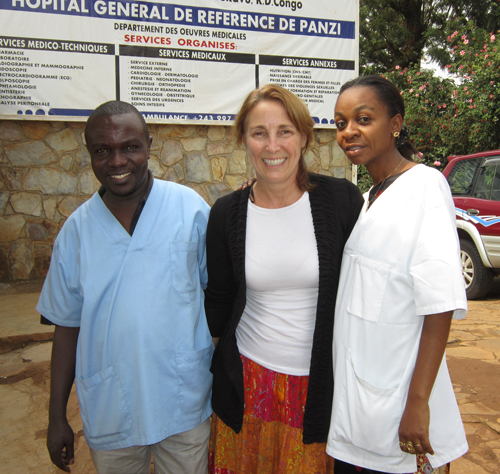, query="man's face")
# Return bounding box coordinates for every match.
[86,112,152,199]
